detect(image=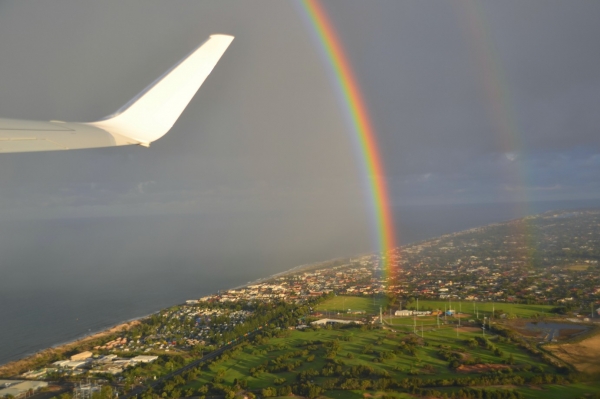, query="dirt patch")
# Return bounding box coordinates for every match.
[452,313,470,319]
[470,385,517,390]
[546,332,600,373]
[560,328,588,340]
[456,364,512,373]
[457,327,481,333]
[0,320,140,377]
[527,385,543,390]
[515,329,541,338]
